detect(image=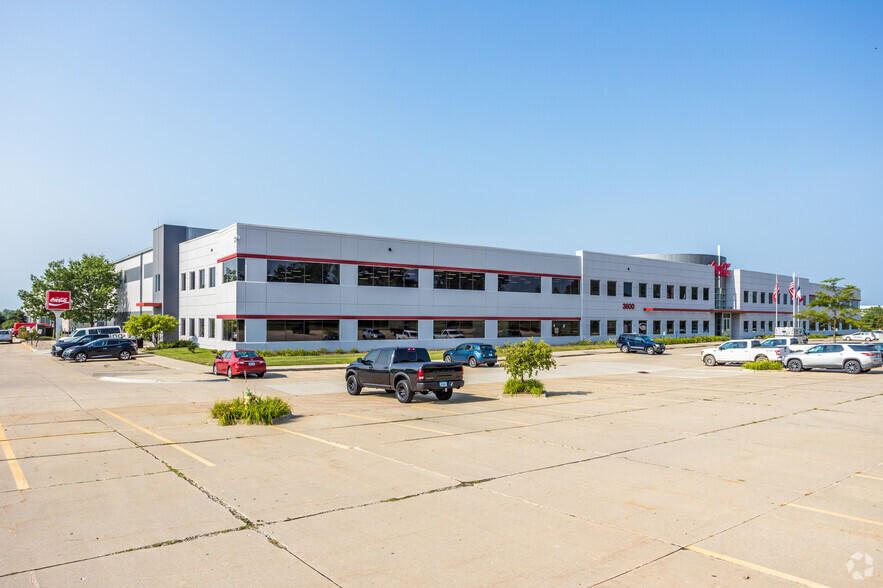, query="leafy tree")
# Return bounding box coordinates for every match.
[862,306,883,330]
[501,338,556,383]
[794,278,864,342]
[124,314,180,345]
[18,255,120,326]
